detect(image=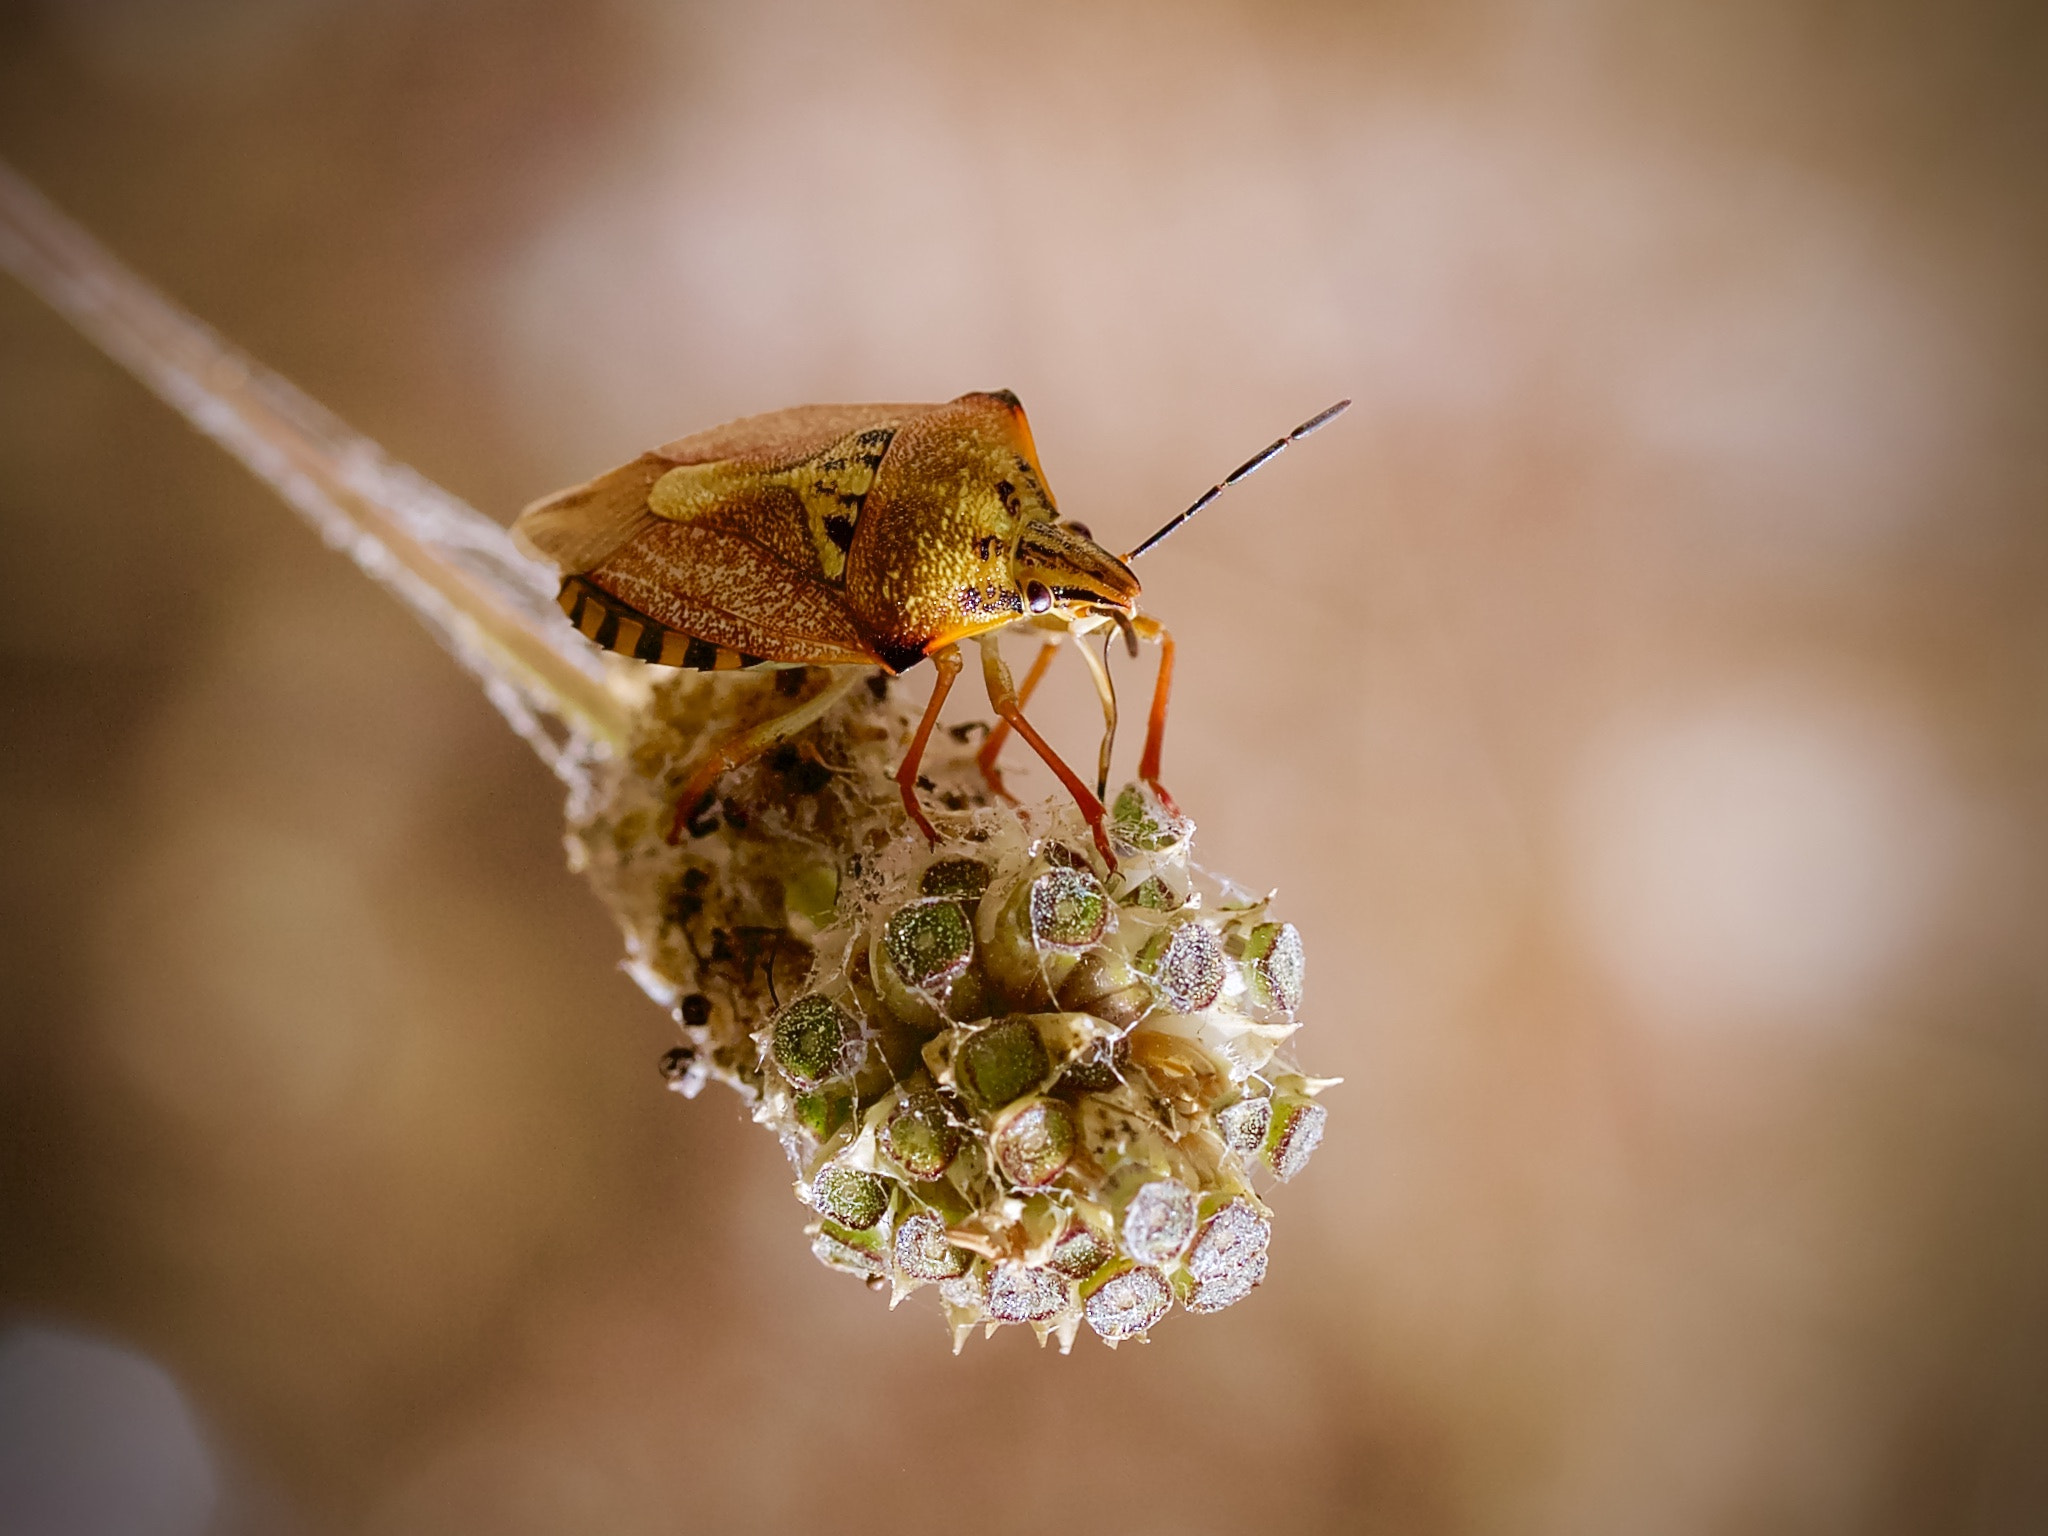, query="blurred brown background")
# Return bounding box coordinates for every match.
[2,1,2045,1532]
